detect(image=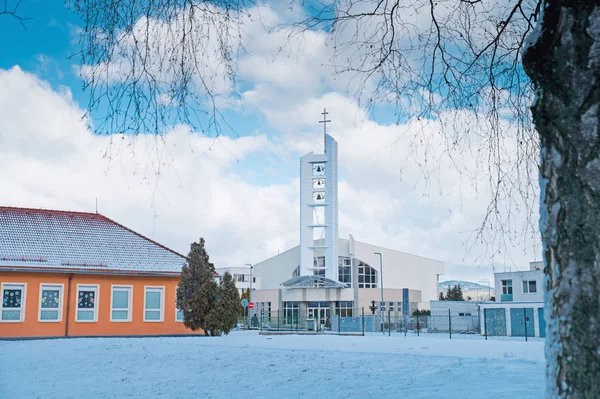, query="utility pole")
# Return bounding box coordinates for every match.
[375,252,384,335]
[246,263,253,324]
